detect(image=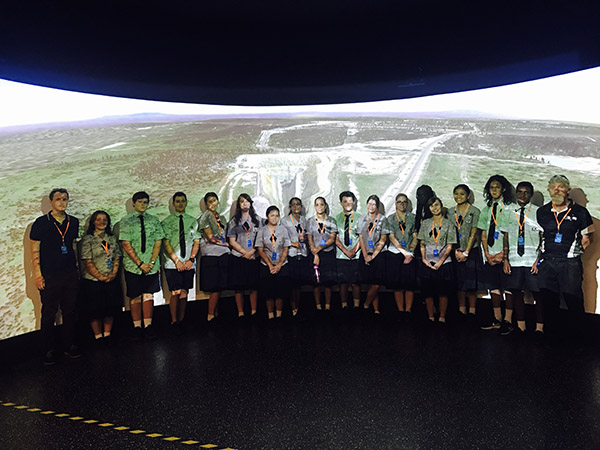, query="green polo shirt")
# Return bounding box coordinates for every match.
[335,210,361,260]
[118,211,165,274]
[161,212,201,269]
[477,201,511,252]
[499,203,542,267]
